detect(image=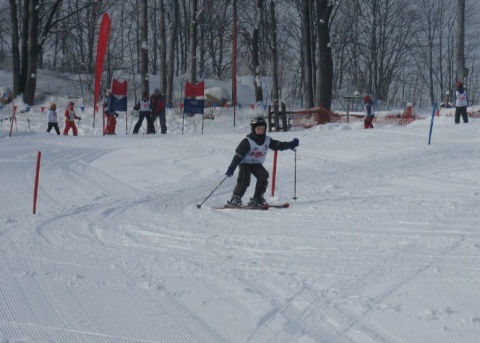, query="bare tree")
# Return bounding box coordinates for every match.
[158,0,167,92]
[139,0,149,93]
[456,0,465,83]
[252,0,264,102]
[188,0,199,83]
[267,0,280,128]
[301,0,314,108]
[8,0,20,97]
[167,0,179,106]
[315,0,334,109]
